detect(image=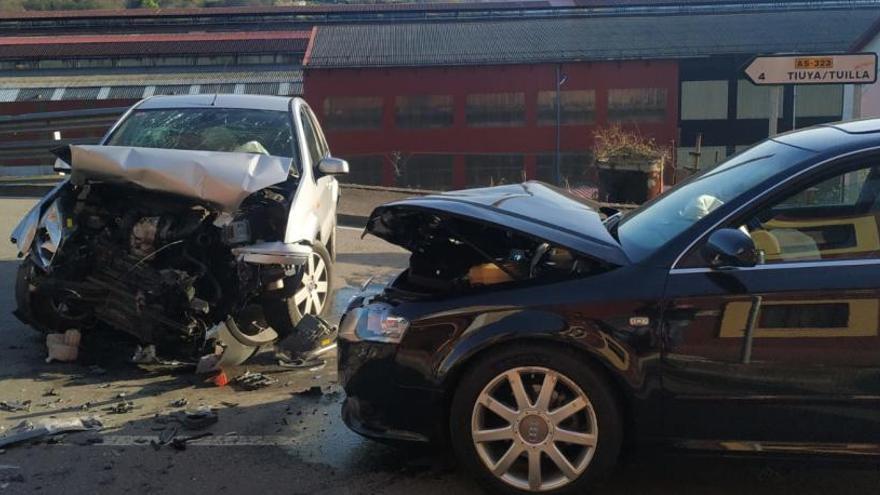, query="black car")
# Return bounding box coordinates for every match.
[338,120,880,494]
